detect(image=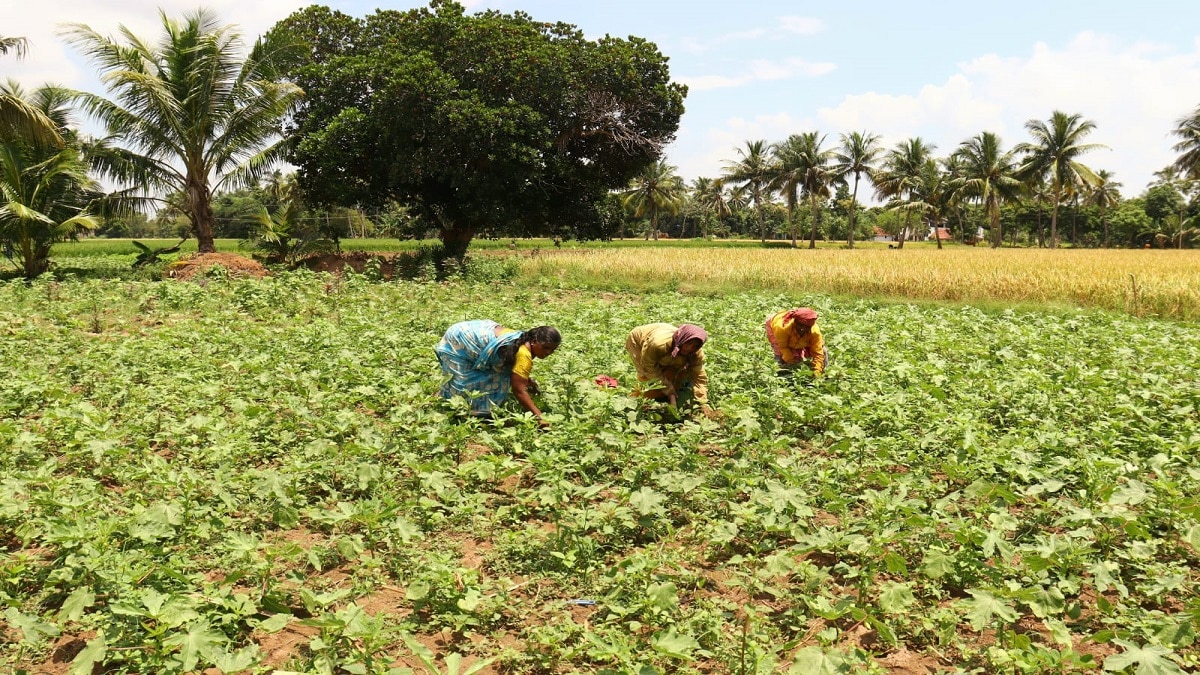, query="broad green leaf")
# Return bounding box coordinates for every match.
[921,549,954,579]
[1109,480,1149,506]
[878,582,916,615]
[1104,639,1185,674]
[456,589,483,612]
[629,487,666,516]
[209,644,259,673]
[406,581,431,602]
[1025,586,1065,618]
[58,587,95,622]
[651,629,699,659]
[646,582,679,612]
[69,634,107,675]
[882,551,908,575]
[256,613,293,633]
[5,607,60,644]
[1045,618,1073,647]
[959,589,1019,631]
[787,646,852,674]
[163,621,228,671]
